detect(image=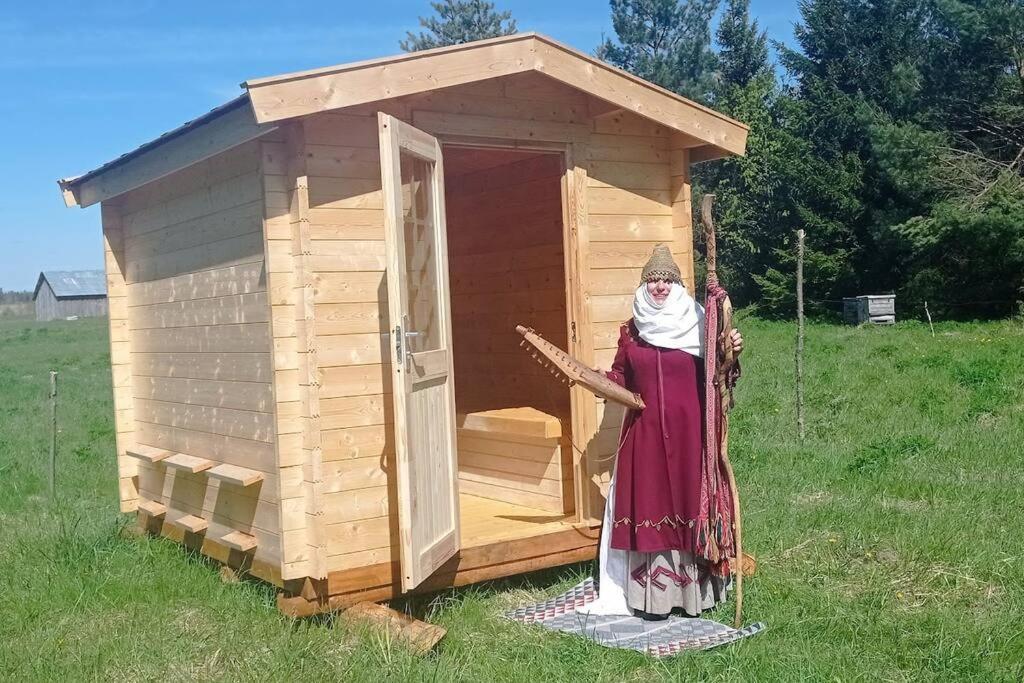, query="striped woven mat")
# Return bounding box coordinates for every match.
[504,578,765,657]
